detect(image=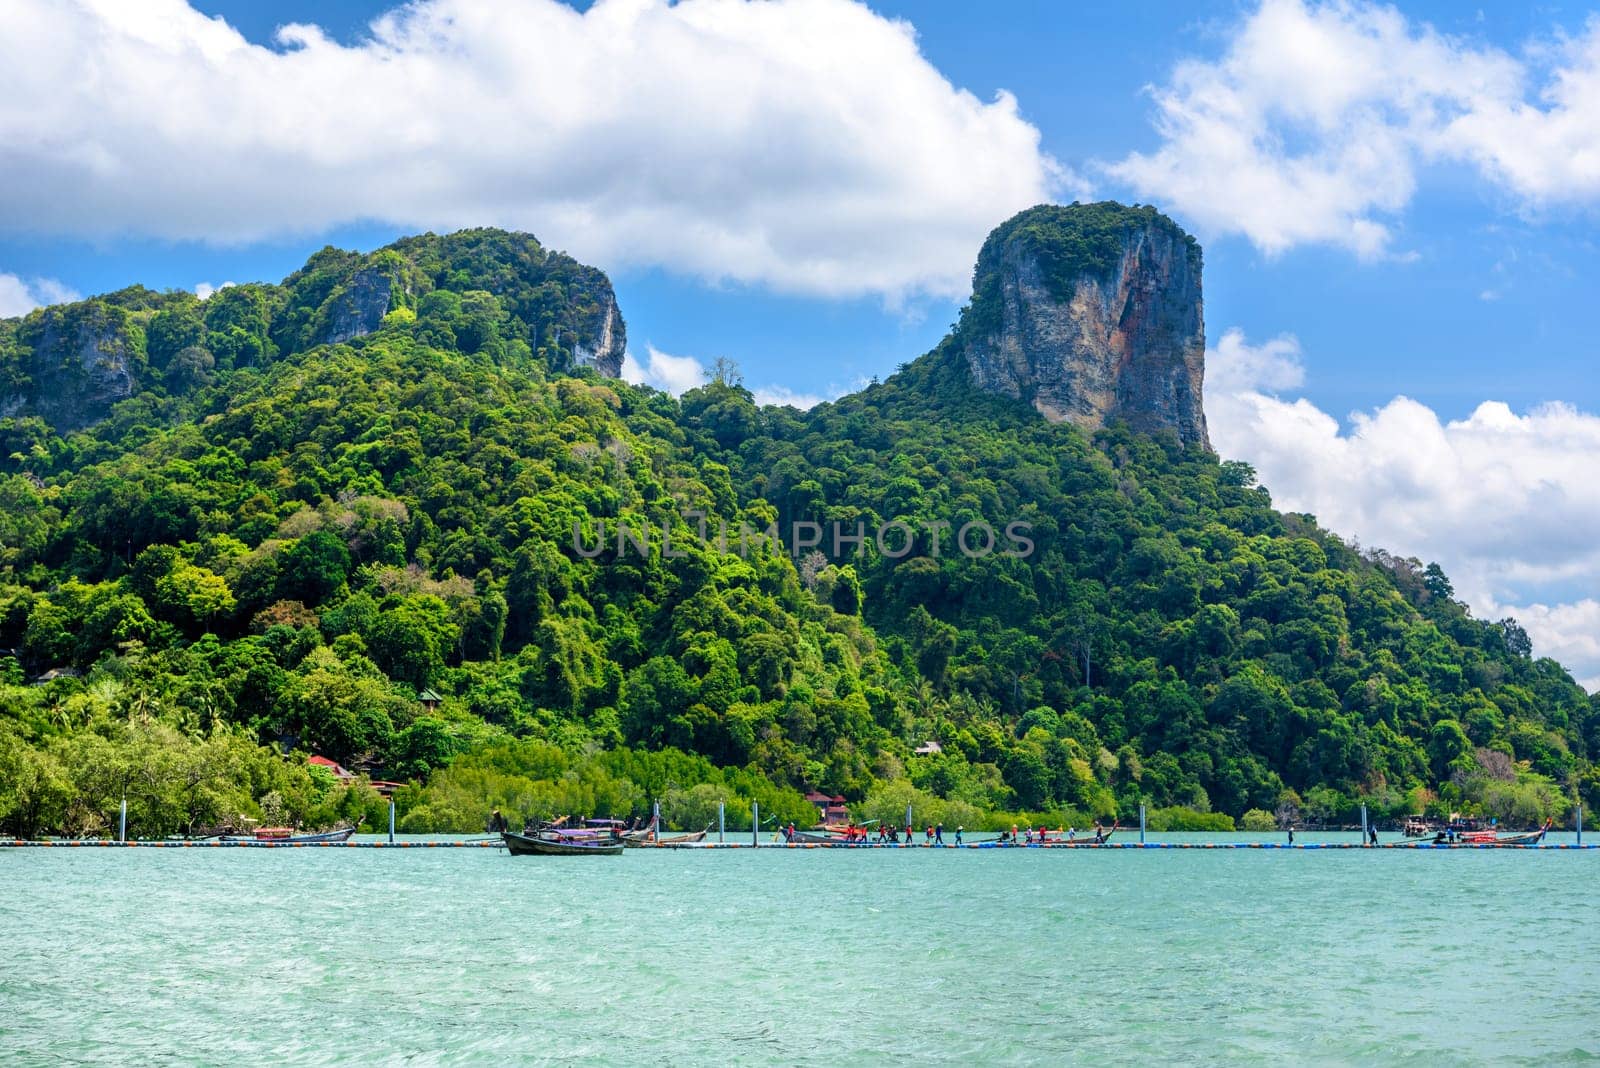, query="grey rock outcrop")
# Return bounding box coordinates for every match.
[8,303,138,432]
[571,291,624,378]
[320,267,394,345]
[959,203,1210,449]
